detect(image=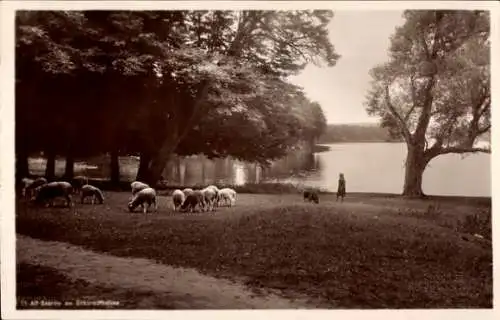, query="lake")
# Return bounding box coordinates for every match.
[260,142,491,197]
[28,142,491,197]
[160,142,491,197]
